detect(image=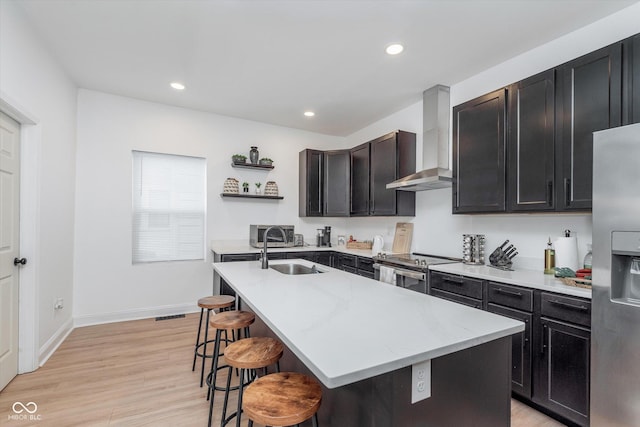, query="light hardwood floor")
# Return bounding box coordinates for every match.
[0,313,565,426]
